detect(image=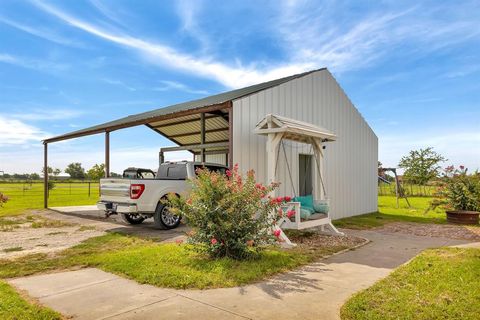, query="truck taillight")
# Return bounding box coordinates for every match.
[130,184,145,199]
